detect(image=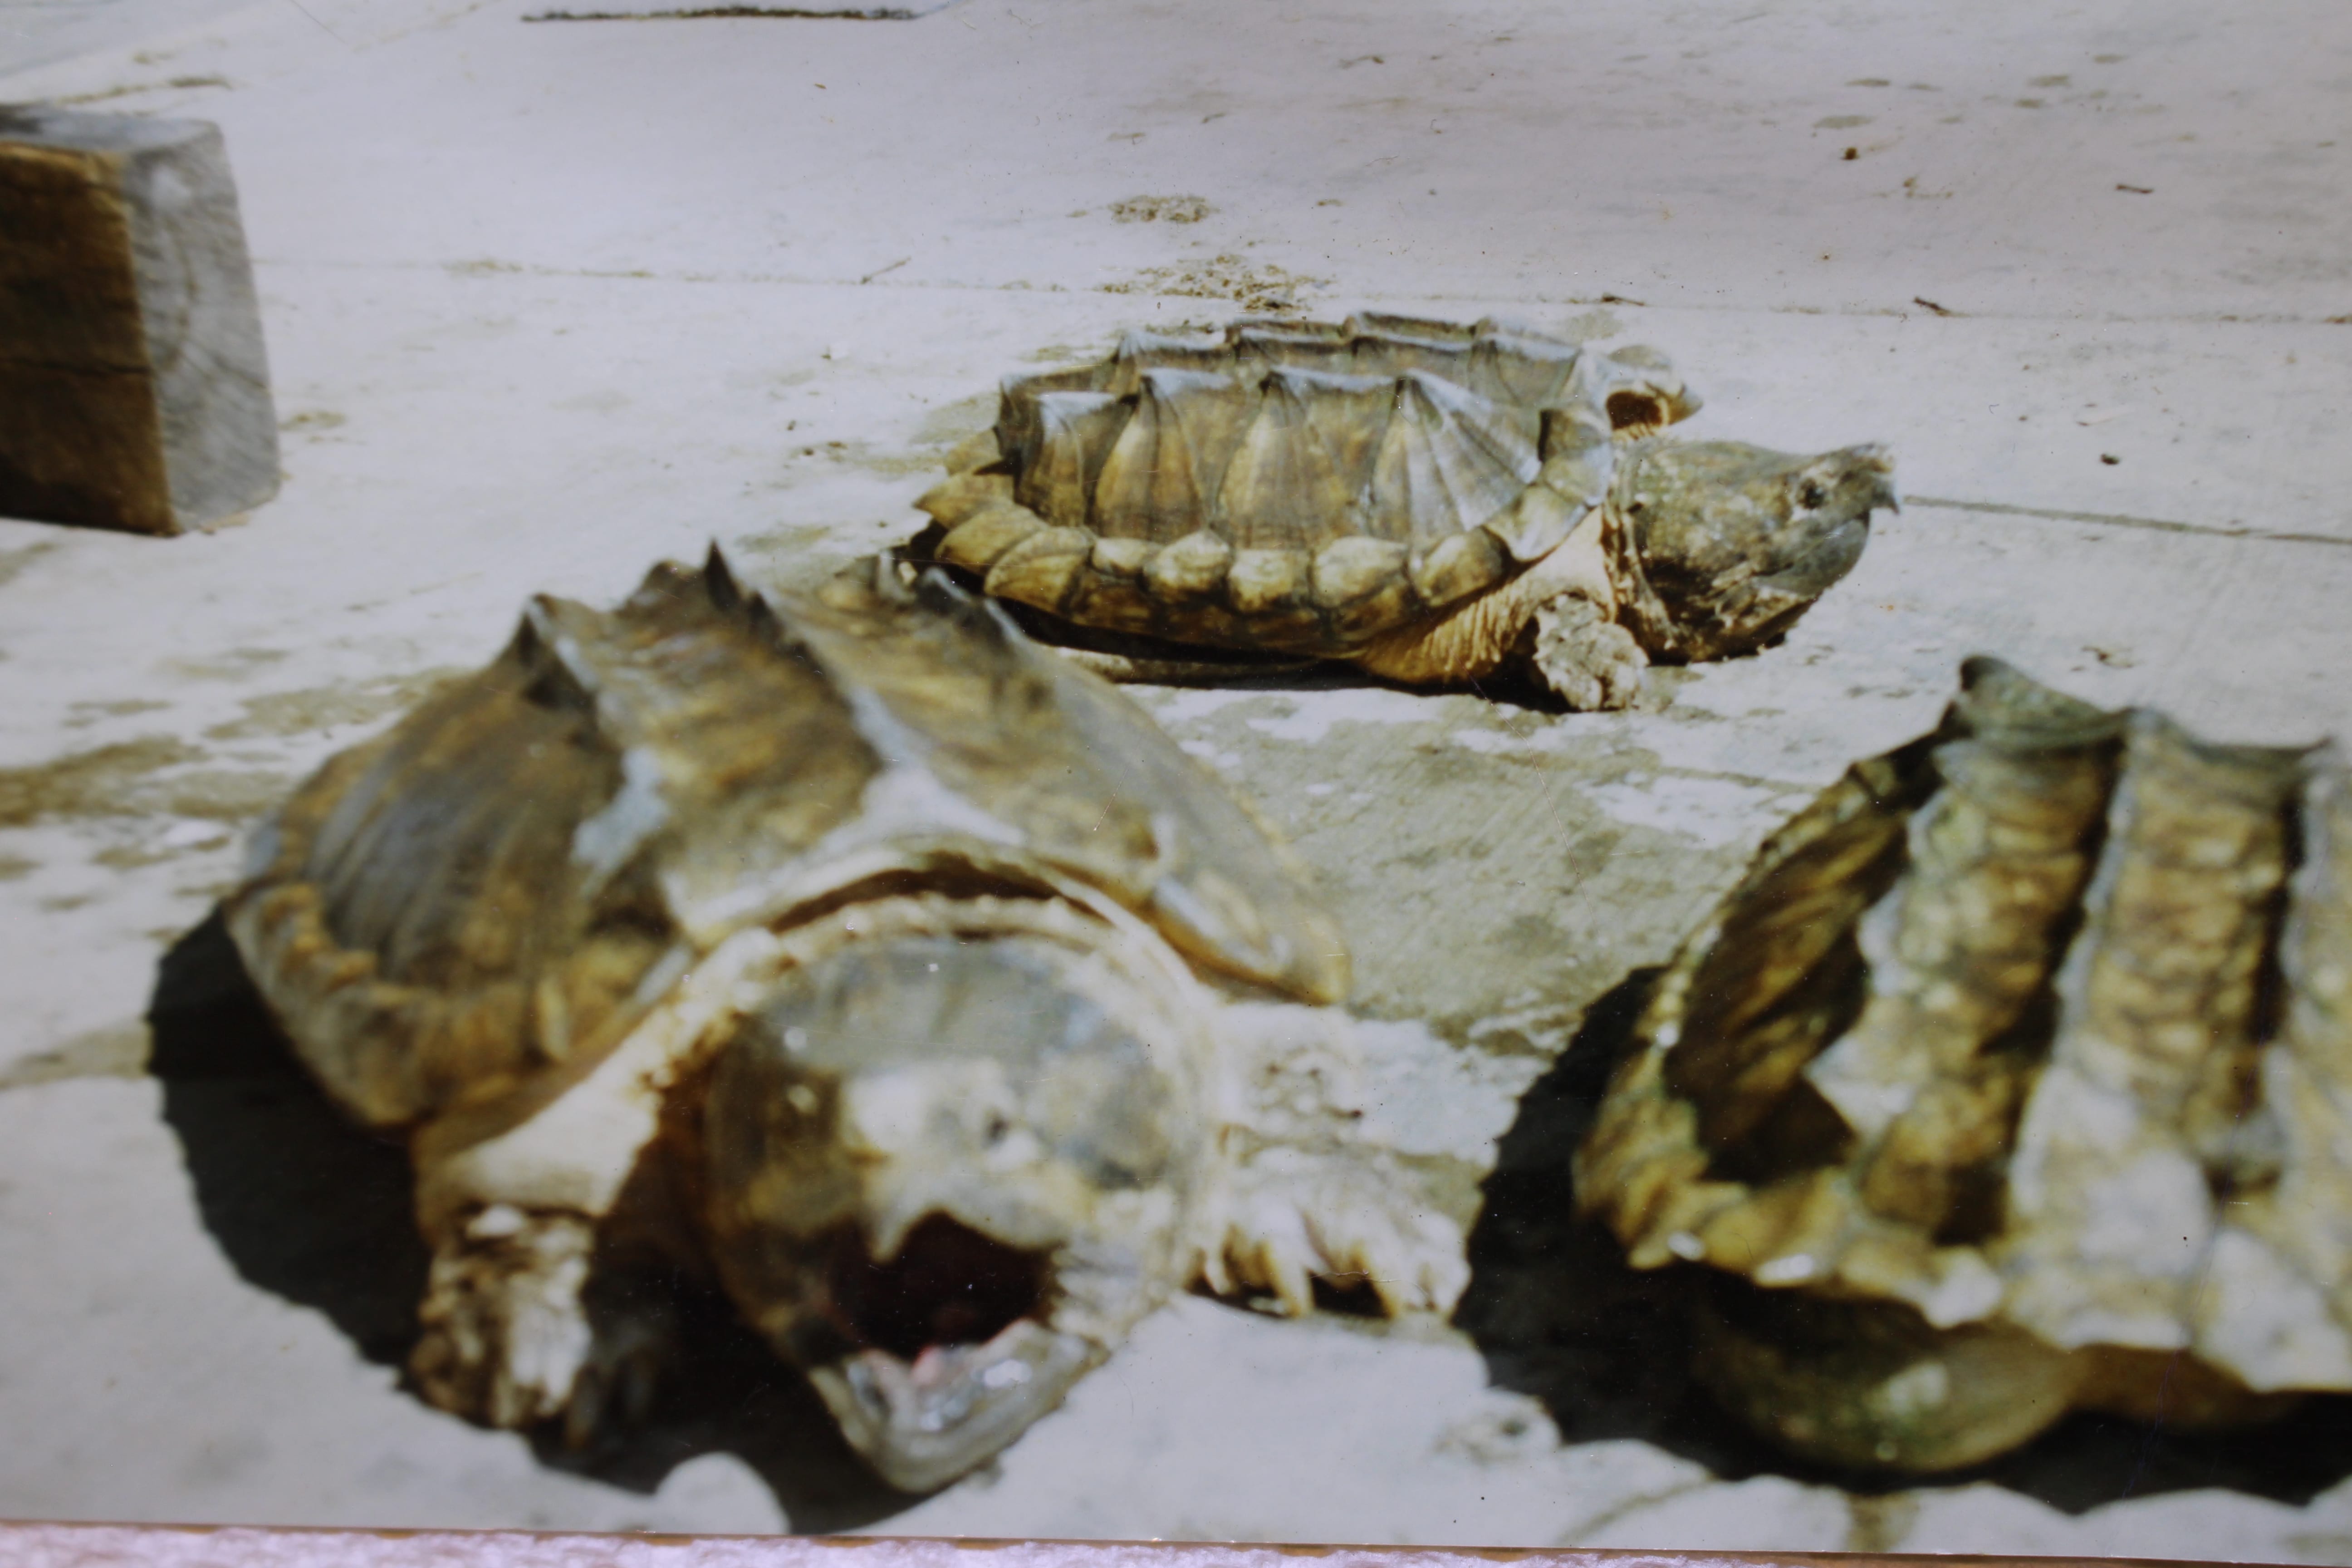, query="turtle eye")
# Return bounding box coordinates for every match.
[1798,478,1828,511]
